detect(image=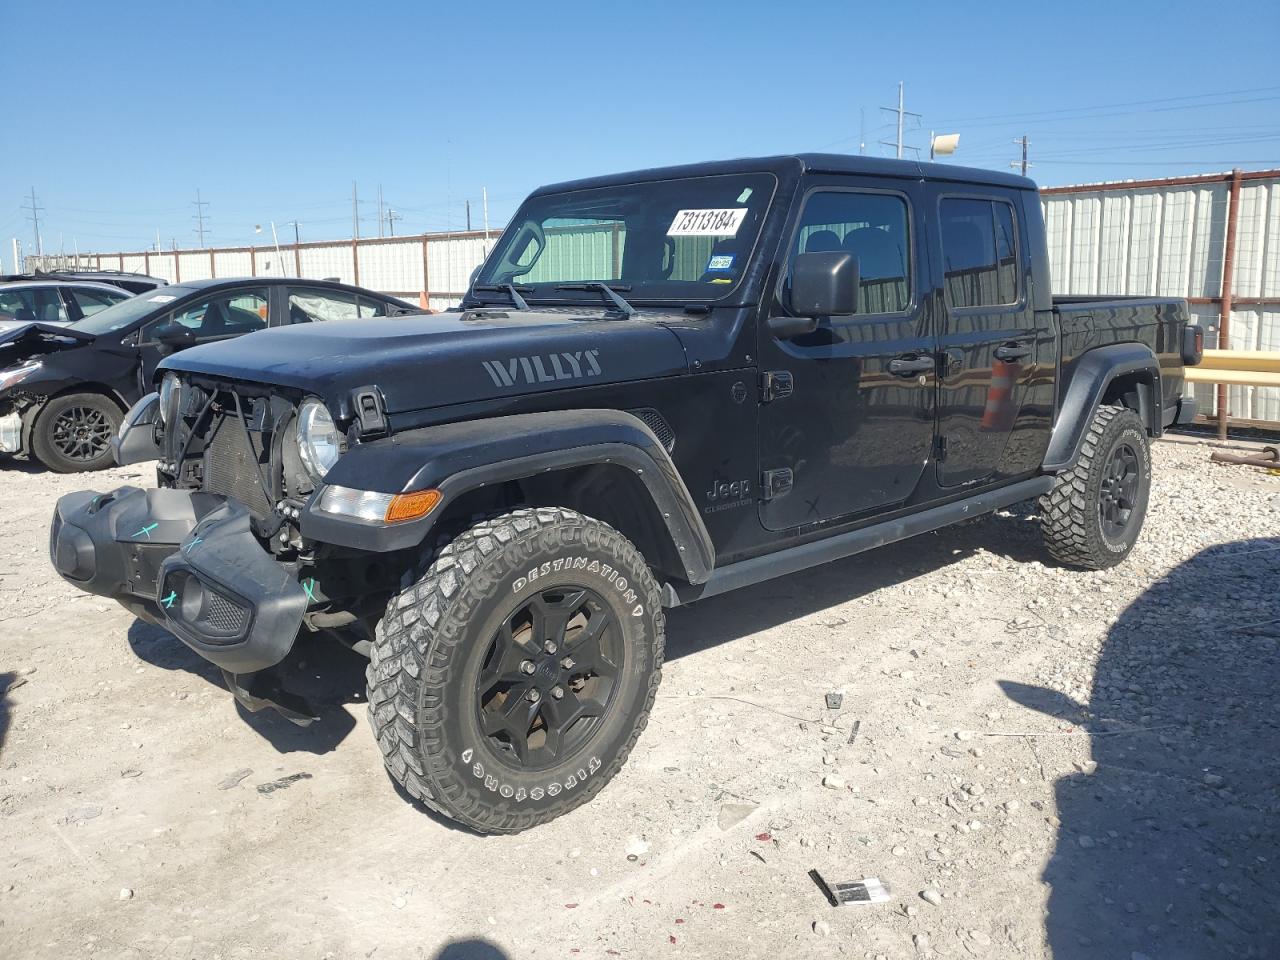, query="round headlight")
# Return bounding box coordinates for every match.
[297,398,342,481]
[158,373,182,424]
